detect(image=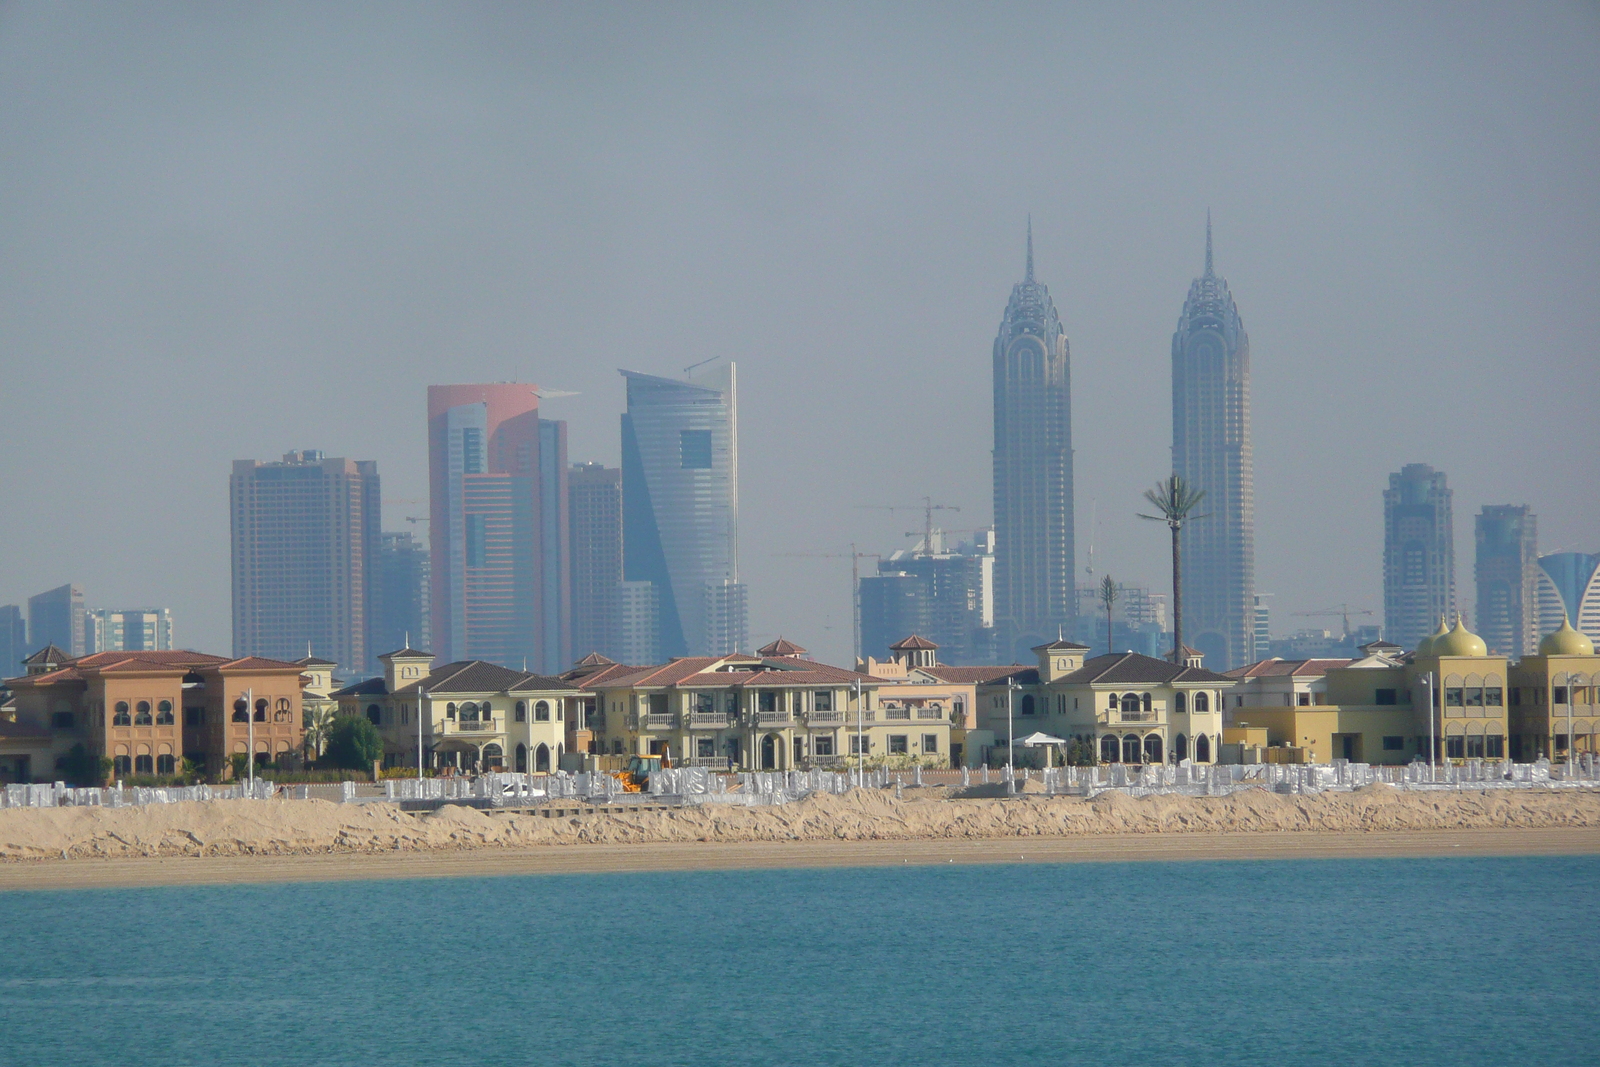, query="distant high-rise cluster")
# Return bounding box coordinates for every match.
[1171,220,1255,669]
[1383,462,1456,651]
